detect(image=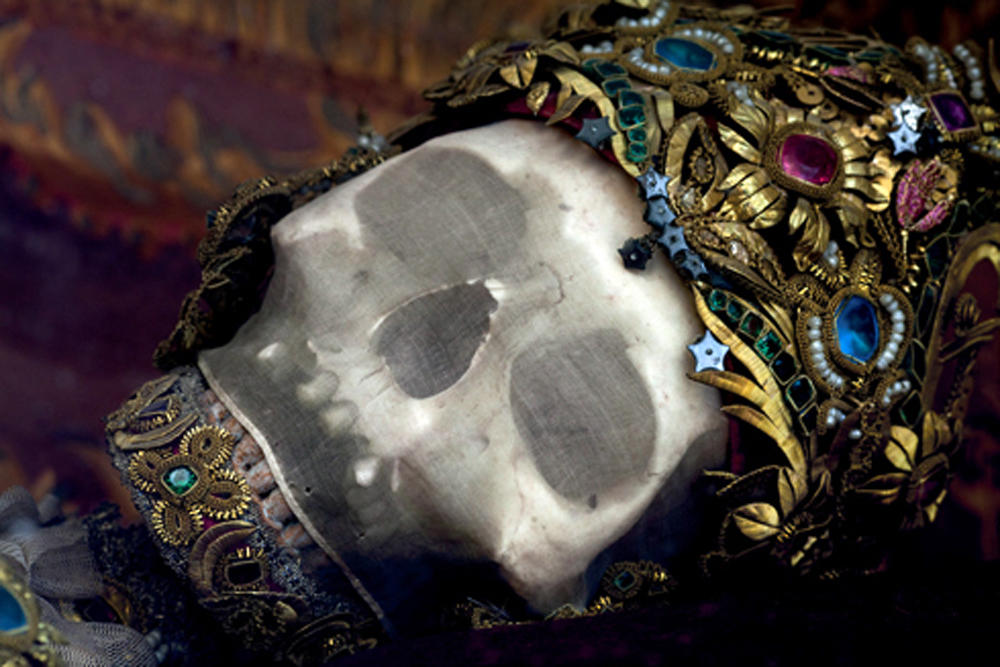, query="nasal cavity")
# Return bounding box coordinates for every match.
[374,282,498,399]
